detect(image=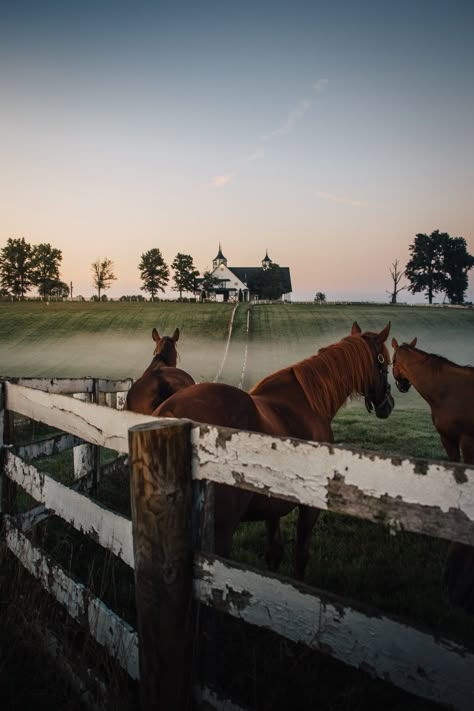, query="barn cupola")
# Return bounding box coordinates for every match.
[213,243,227,270]
[262,249,272,271]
